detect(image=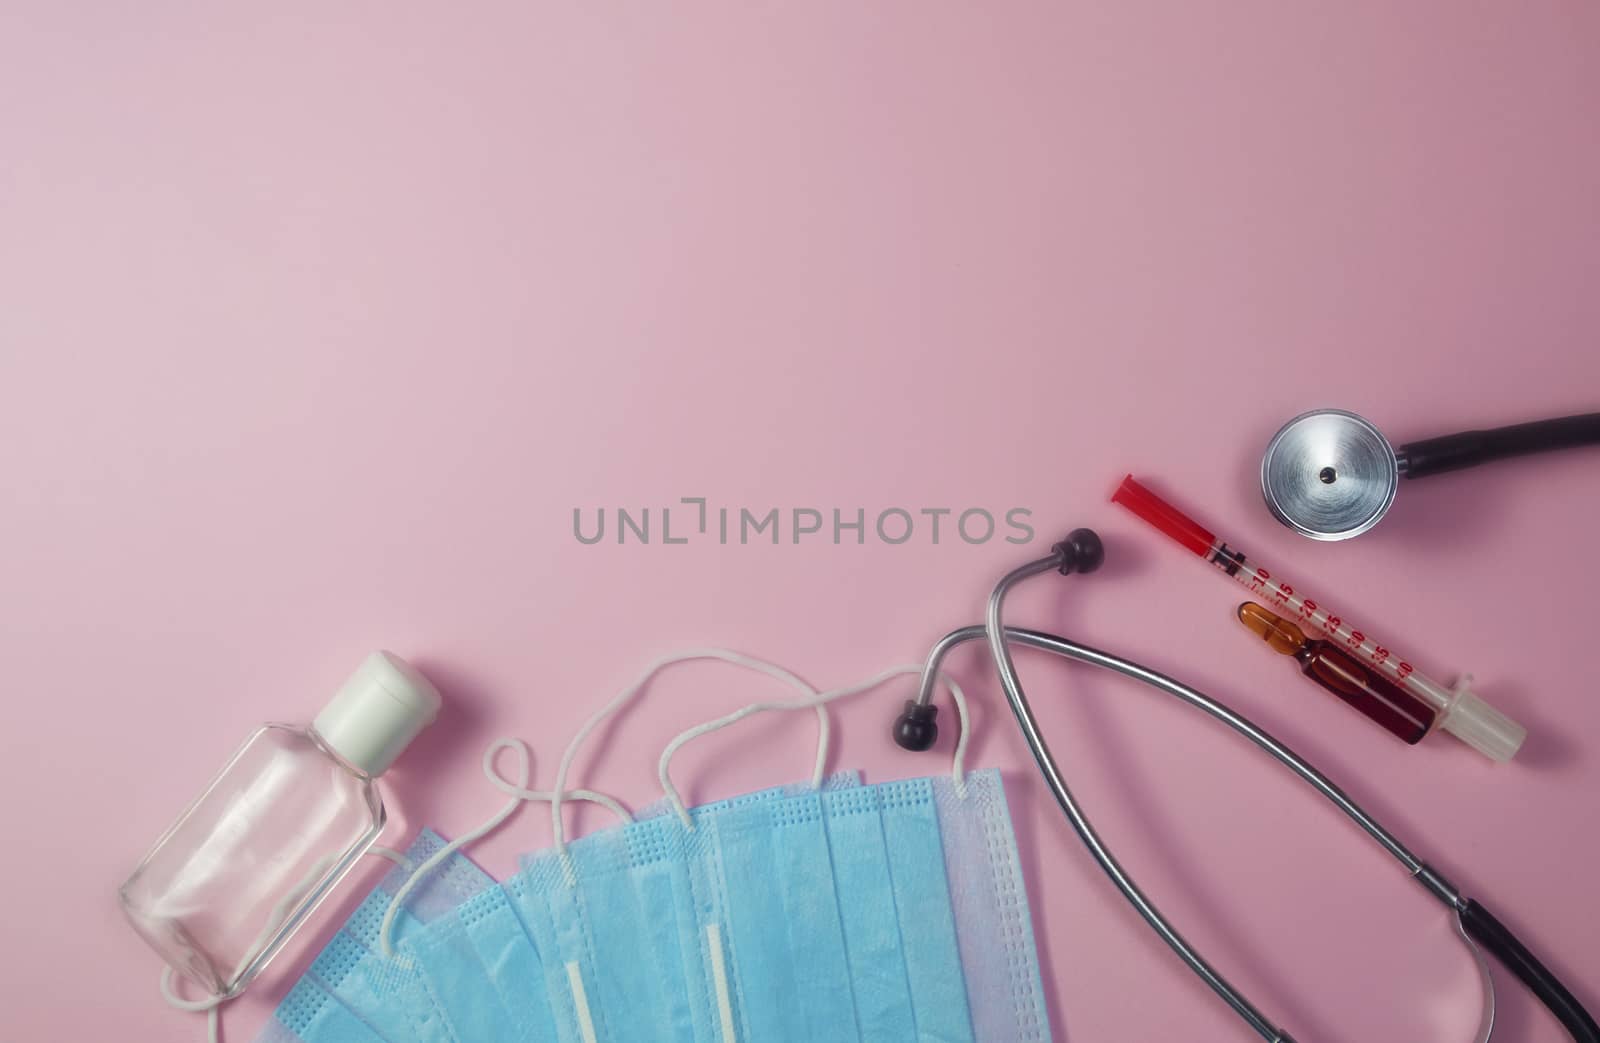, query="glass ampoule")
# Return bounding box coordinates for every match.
[1237,602,1437,744]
